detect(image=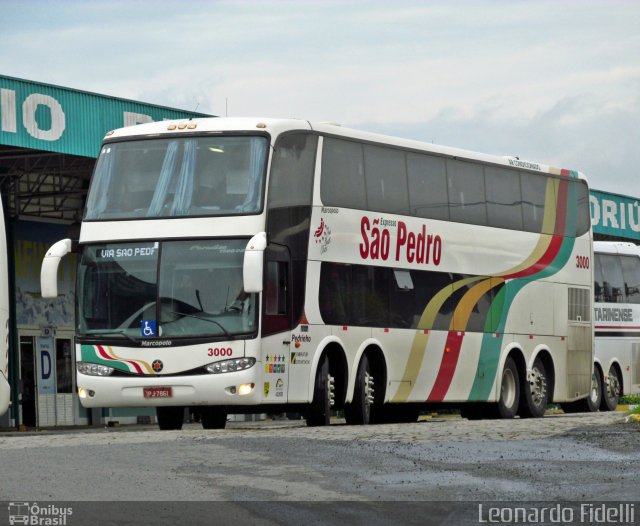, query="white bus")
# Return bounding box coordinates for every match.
[0,198,10,417]
[589,241,640,410]
[41,118,593,429]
